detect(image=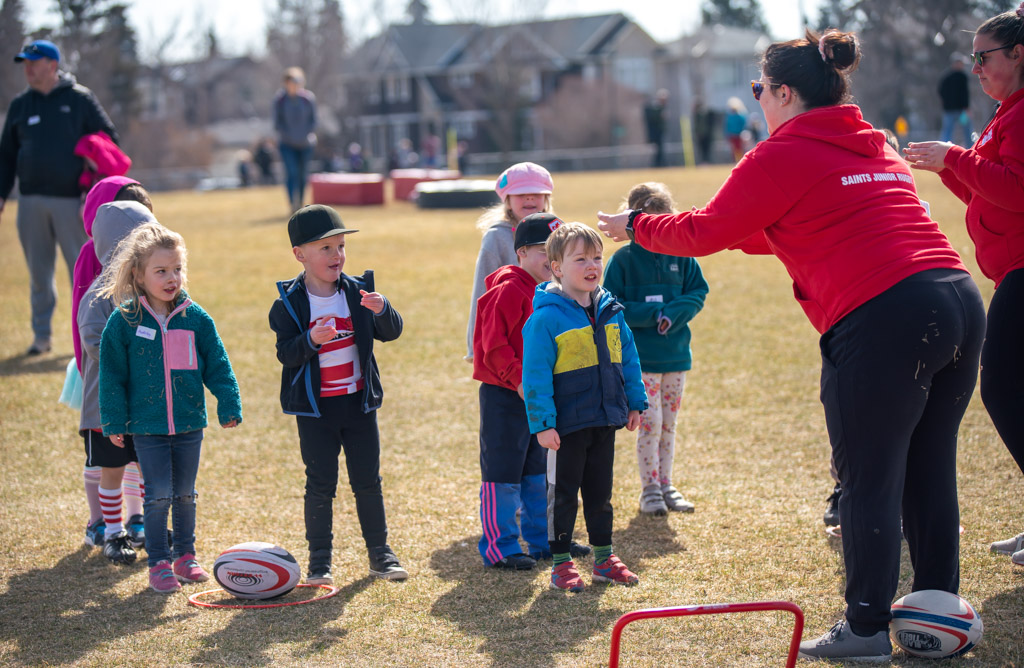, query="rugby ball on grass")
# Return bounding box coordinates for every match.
[890,589,982,658]
[213,542,301,600]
